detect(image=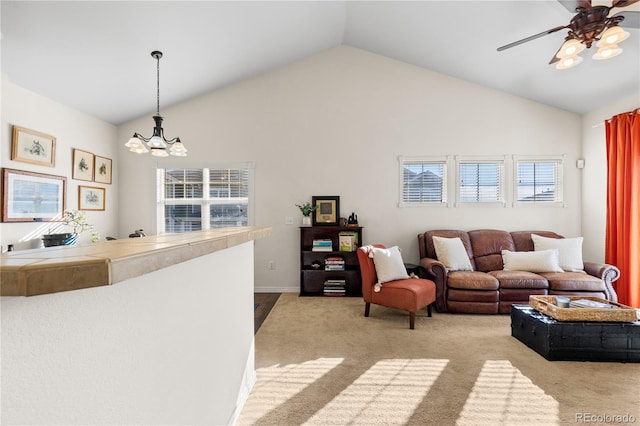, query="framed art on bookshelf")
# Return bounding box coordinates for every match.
[312,196,340,226]
[11,126,56,167]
